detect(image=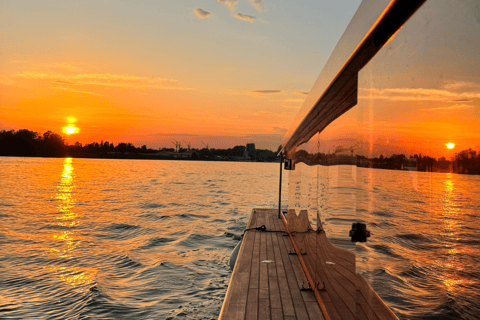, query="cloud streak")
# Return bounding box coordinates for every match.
[234,13,256,23]
[253,90,282,94]
[294,91,309,96]
[52,86,101,96]
[43,63,83,72]
[0,75,17,86]
[12,70,193,90]
[249,0,265,12]
[283,98,305,103]
[359,87,480,102]
[194,8,213,19]
[217,0,238,12]
[15,71,176,83]
[443,81,478,91]
[422,104,475,111]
